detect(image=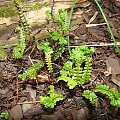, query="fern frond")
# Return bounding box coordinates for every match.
[14,0,31,34]
[95,85,120,107]
[45,51,53,73]
[18,61,44,80]
[82,57,92,84]
[82,90,97,104]
[73,66,83,84]
[13,26,26,59]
